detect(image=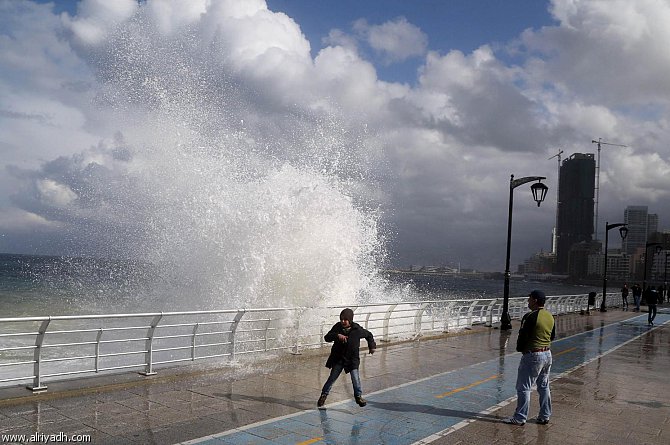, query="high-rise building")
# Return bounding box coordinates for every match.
[648,213,658,236]
[622,206,658,255]
[588,249,630,281]
[555,153,596,274]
